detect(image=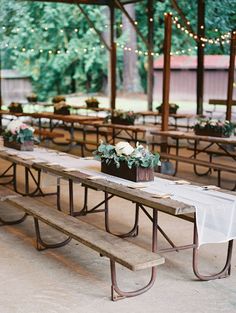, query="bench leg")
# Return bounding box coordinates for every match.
[33,218,71,251]
[192,217,233,280]
[0,213,27,226]
[0,163,15,185]
[110,209,158,300]
[110,261,157,301]
[105,193,139,238]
